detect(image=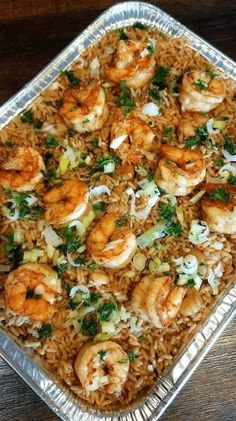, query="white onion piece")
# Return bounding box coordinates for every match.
[219,164,236,180]
[188,220,209,245]
[132,253,147,271]
[42,225,63,247]
[222,147,236,162]
[2,206,19,221]
[69,284,89,299]
[89,185,111,198]
[162,194,177,205]
[207,269,218,295]
[141,102,160,117]
[206,174,224,184]
[67,252,84,268]
[206,118,220,135]
[26,195,38,207]
[140,48,150,58]
[189,189,206,204]
[89,57,100,79]
[39,124,56,132]
[68,220,85,235]
[110,134,127,149]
